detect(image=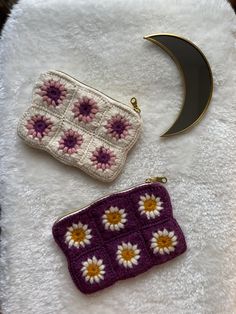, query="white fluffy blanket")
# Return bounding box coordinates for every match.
[1,0,236,313]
